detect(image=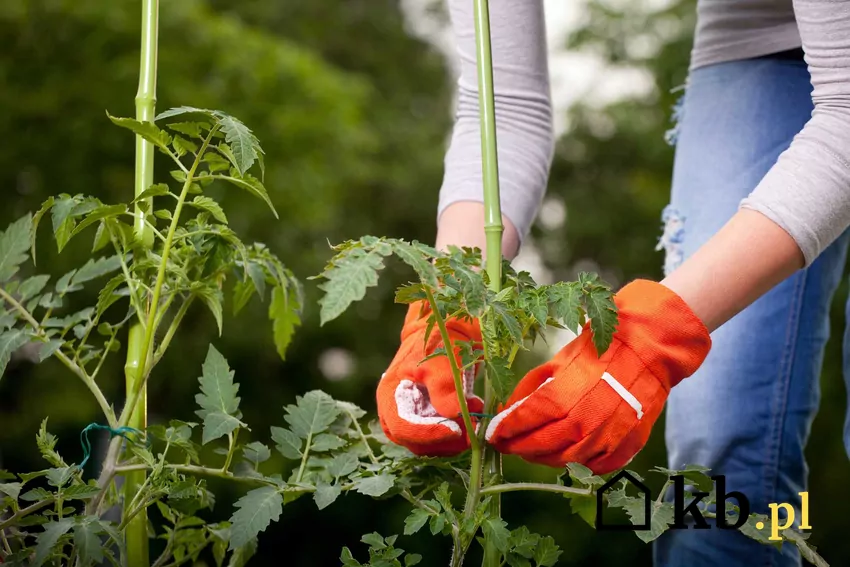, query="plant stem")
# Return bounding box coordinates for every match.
[0,499,54,531]
[114,464,279,487]
[479,483,593,497]
[0,288,116,427]
[124,1,159,564]
[221,428,239,473]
